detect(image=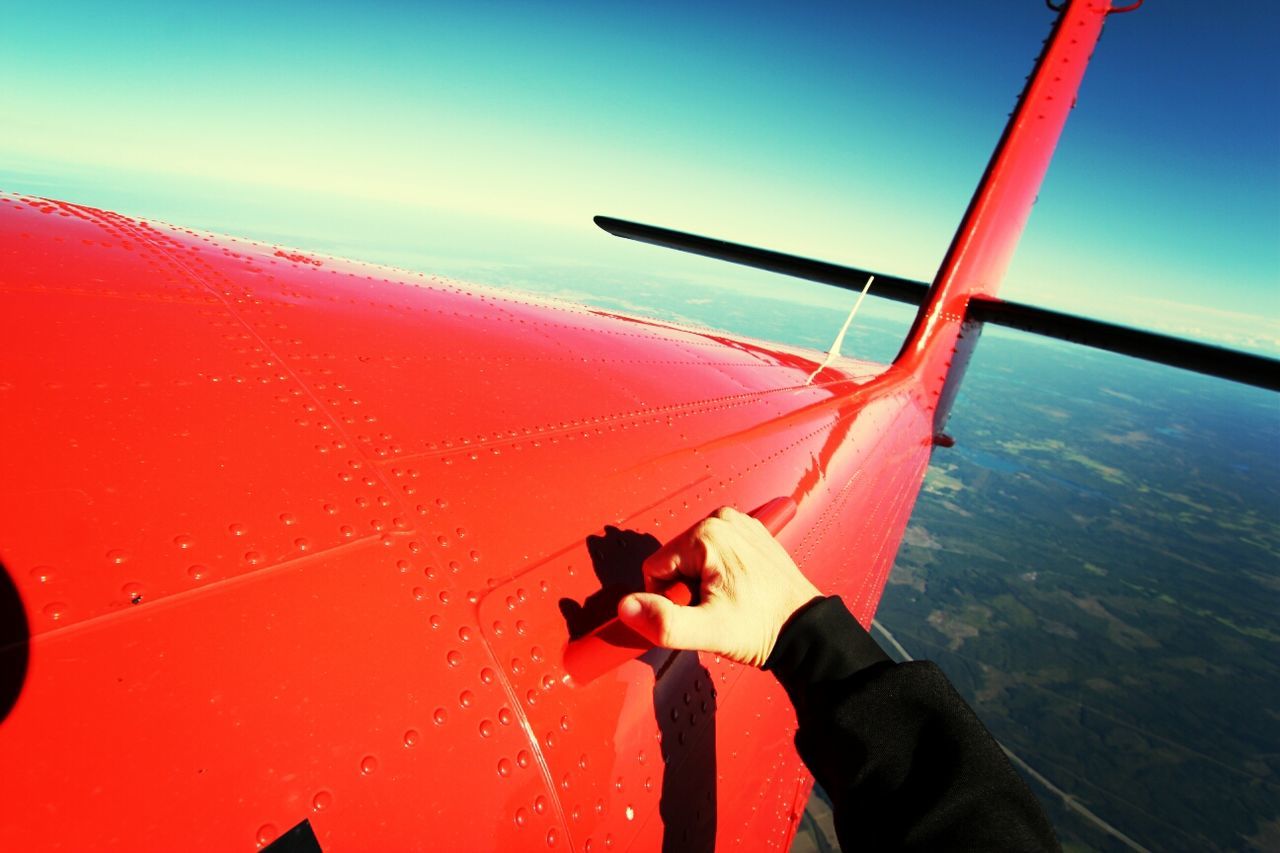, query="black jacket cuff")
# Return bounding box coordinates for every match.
[763,596,890,698]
